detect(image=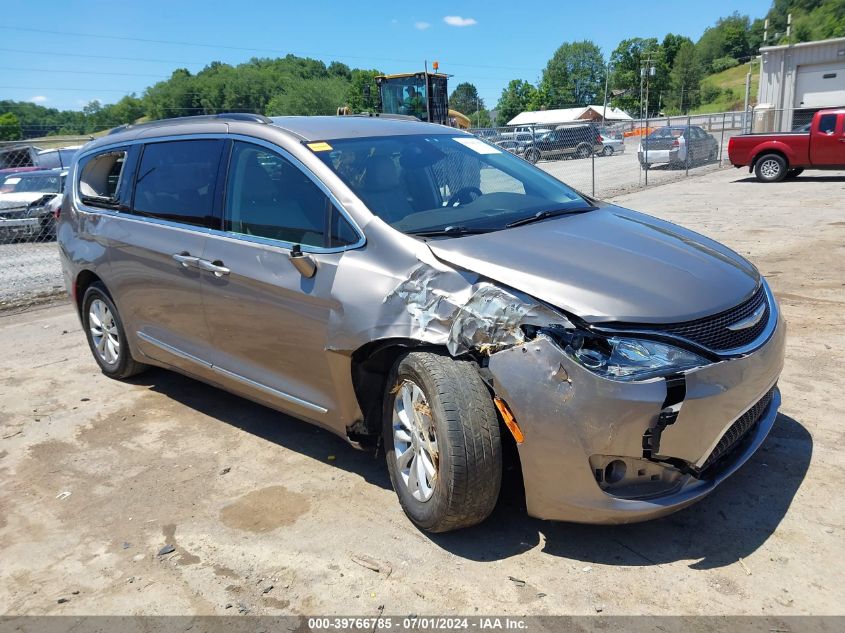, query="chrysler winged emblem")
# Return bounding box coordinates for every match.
[726,303,766,331]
